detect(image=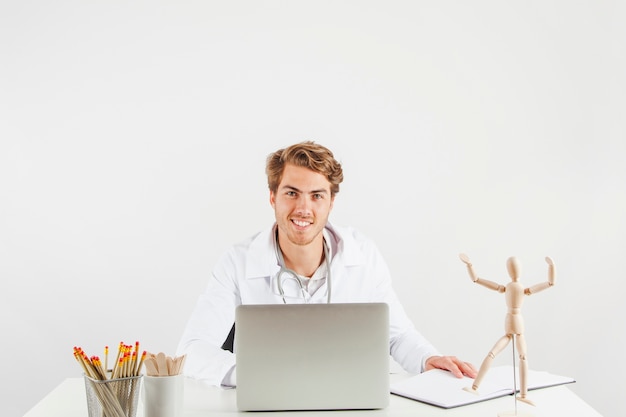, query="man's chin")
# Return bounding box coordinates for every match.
[288,231,318,247]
